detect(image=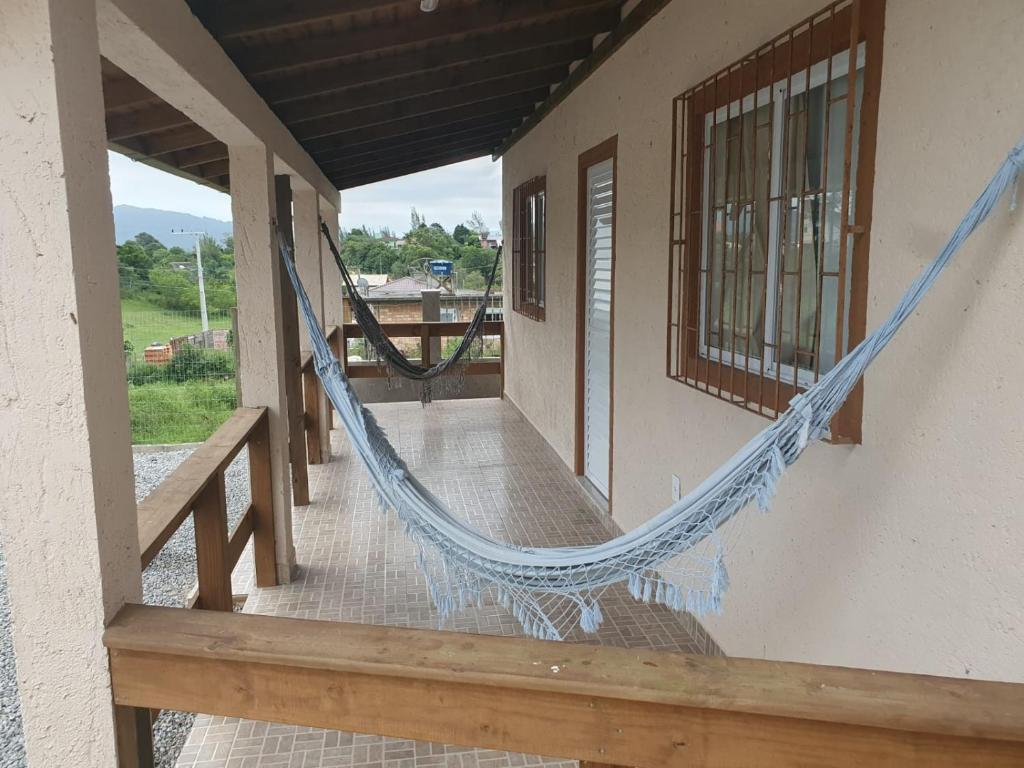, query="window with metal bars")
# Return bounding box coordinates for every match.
[667,0,883,442]
[512,176,546,321]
